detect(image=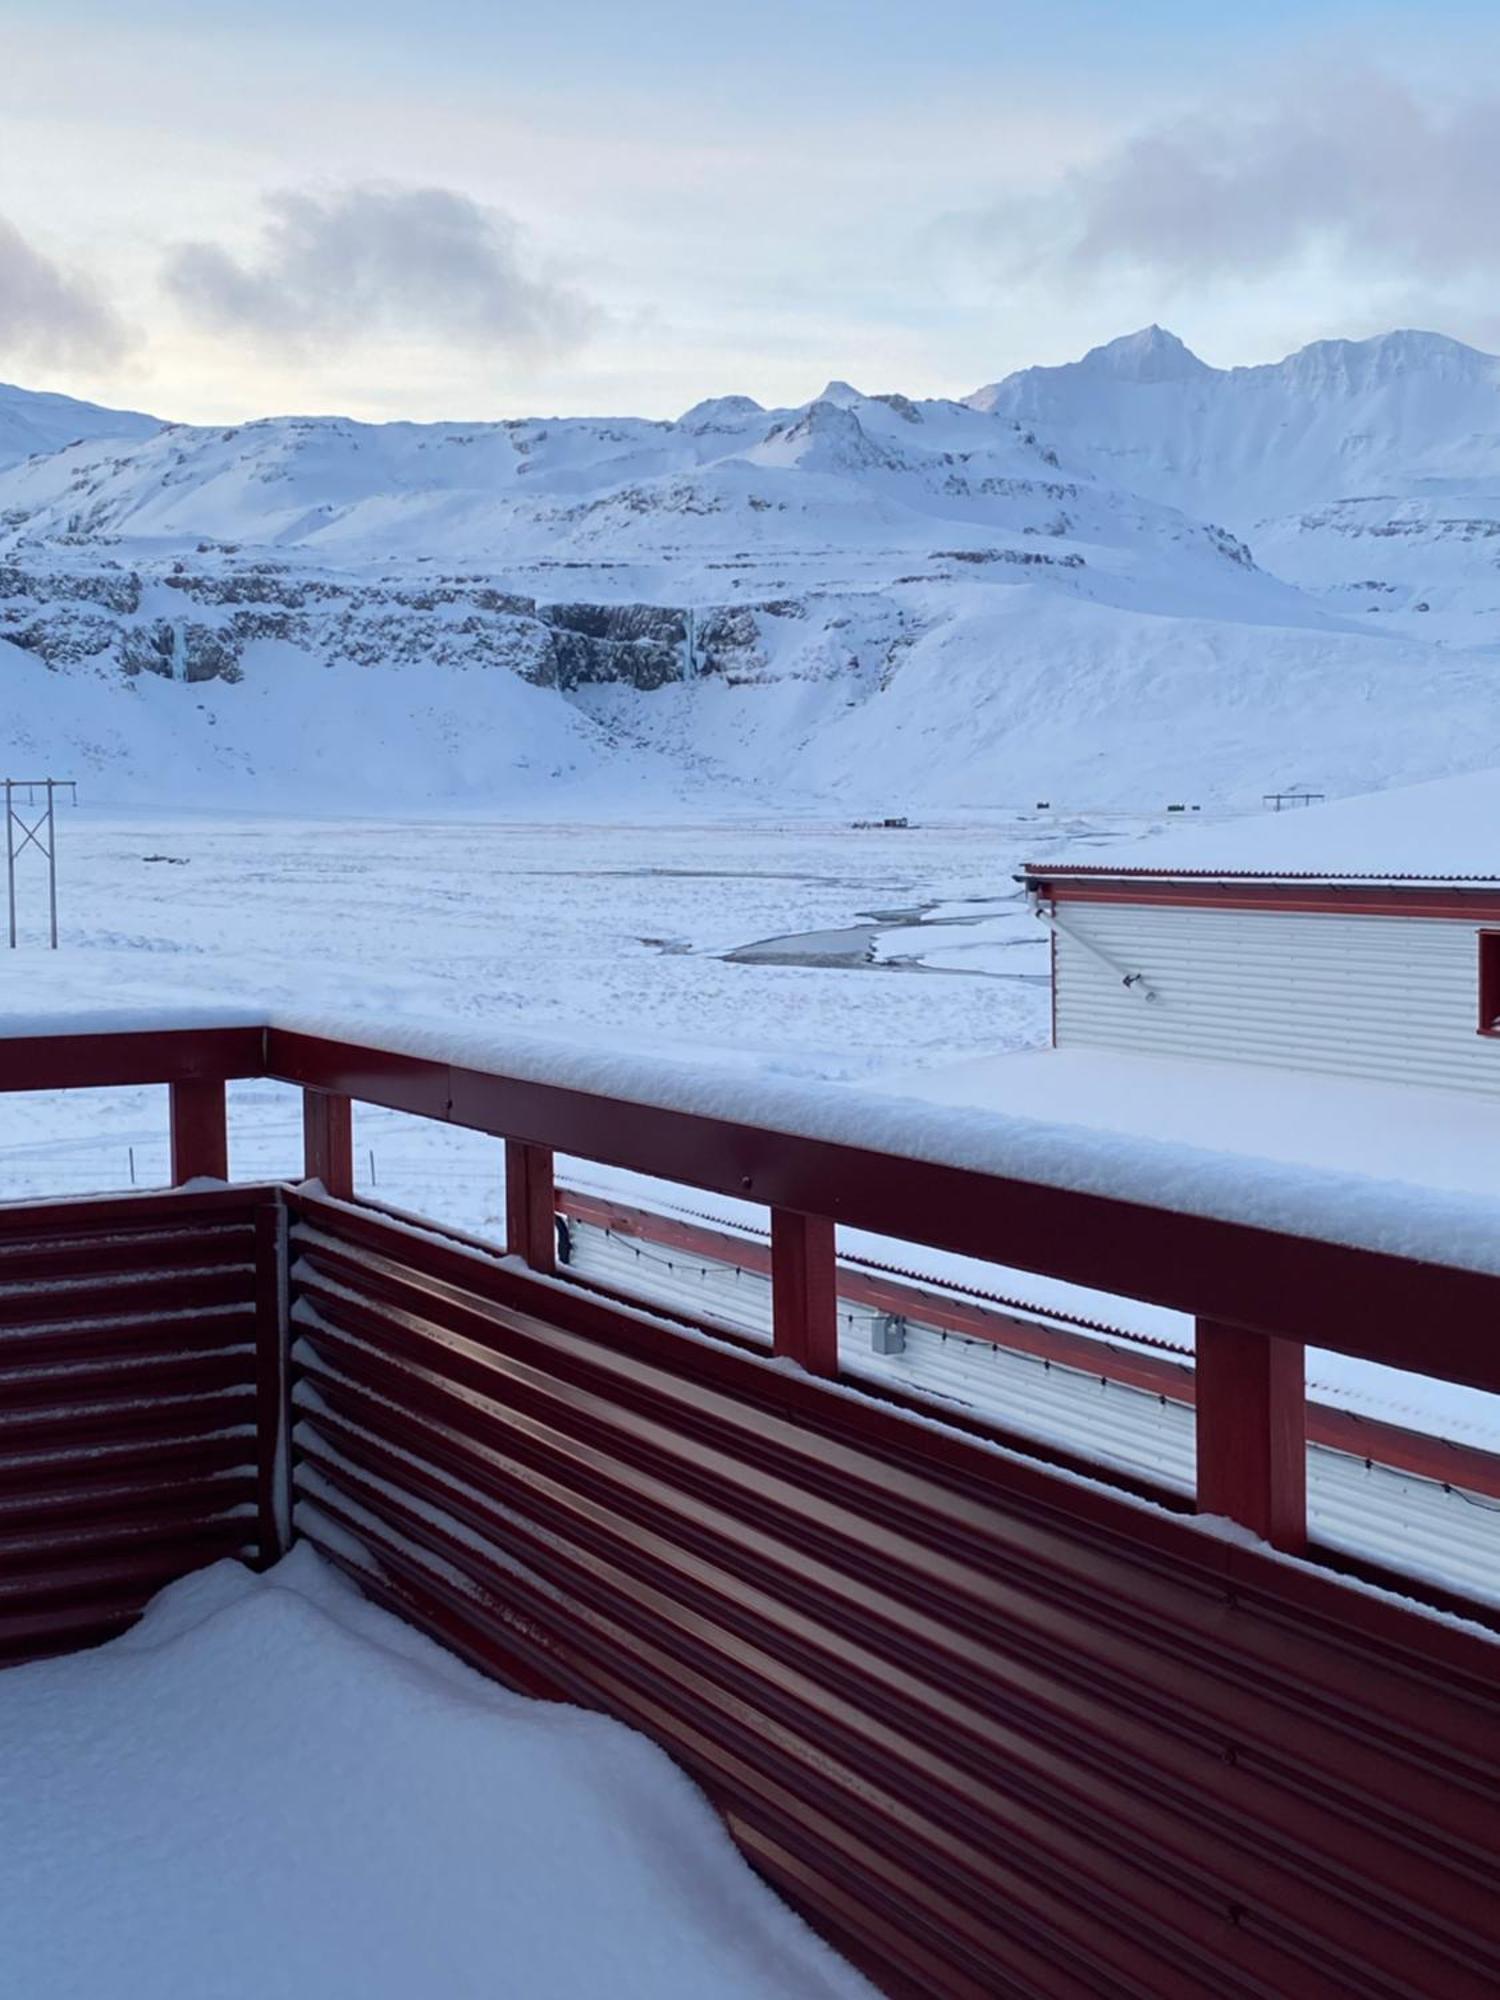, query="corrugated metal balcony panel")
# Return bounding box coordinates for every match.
[285,1192,1500,2000]
[0,1189,268,1663]
[1053,905,1500,1094]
